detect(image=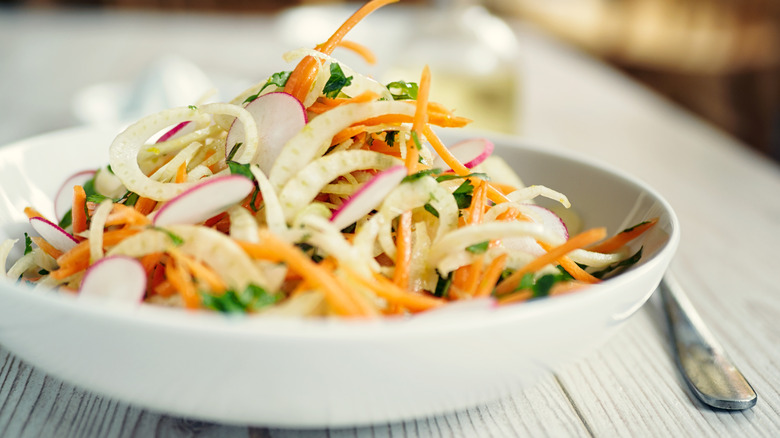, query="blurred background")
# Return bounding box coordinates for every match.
[1,0,778,162]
